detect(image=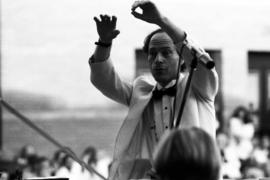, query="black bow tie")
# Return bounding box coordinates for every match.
[152,85,177,99]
